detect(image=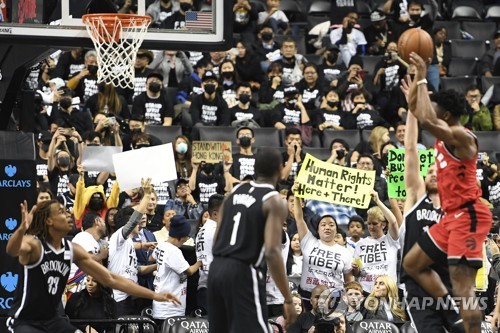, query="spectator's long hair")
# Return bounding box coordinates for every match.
[369,126,389,157]
[72,278,115,319]
[26,200,59,240]
[174,135,193,179]
[97,83,122,116]
[367,275,406,321]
